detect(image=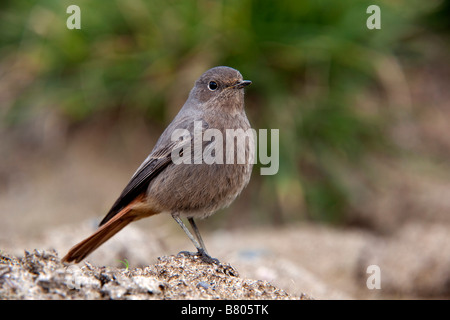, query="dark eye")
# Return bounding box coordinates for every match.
[208,81,218,91]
